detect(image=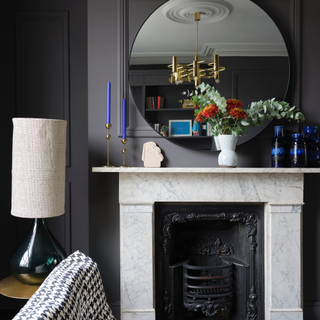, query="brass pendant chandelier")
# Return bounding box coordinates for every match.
[168,12,225,88]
